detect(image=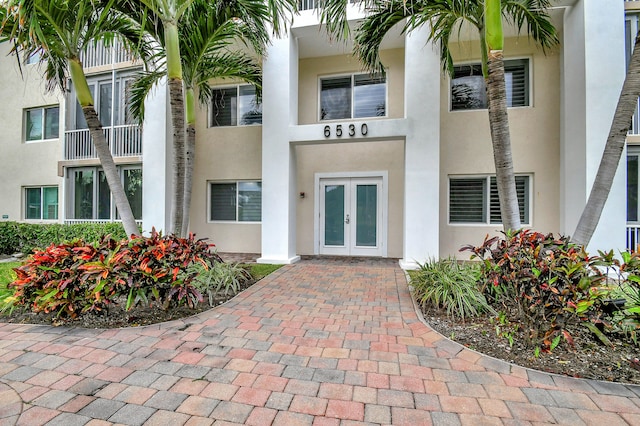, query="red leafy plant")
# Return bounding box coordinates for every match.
[10,229,222,318]
[461,230,606,349]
